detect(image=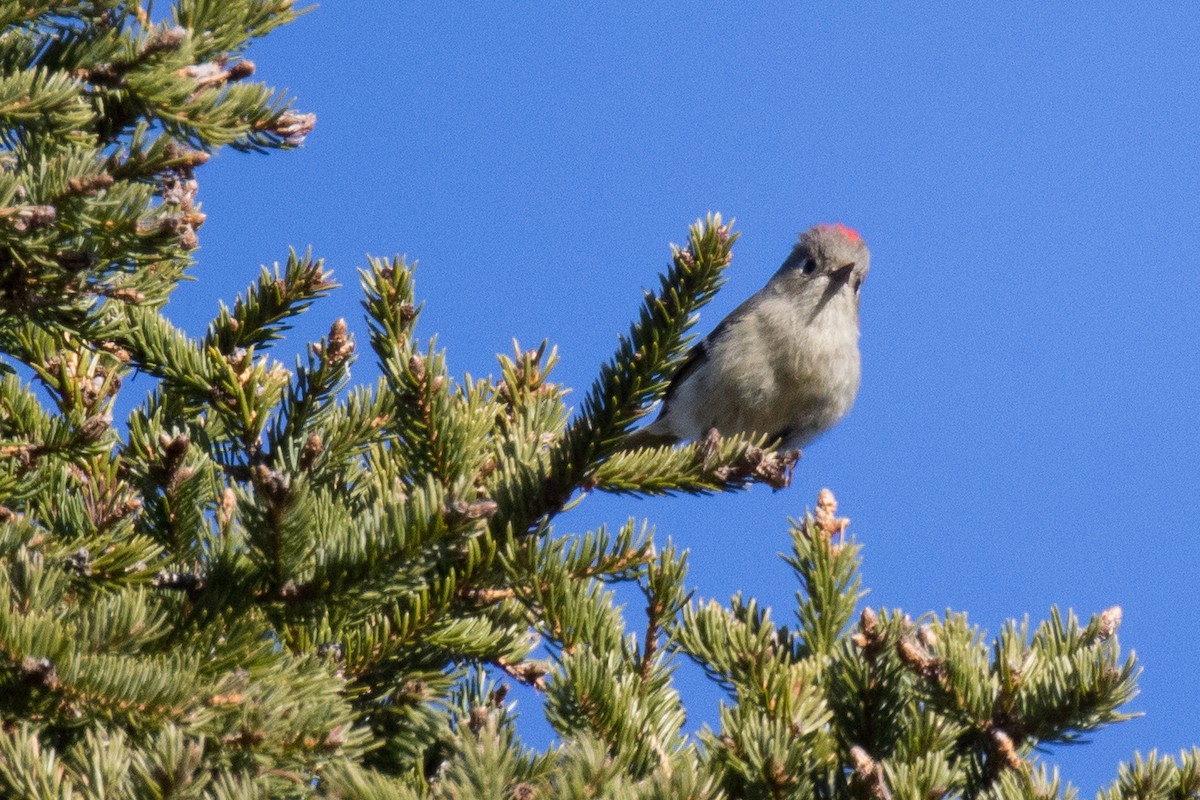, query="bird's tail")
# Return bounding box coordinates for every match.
[621,421,679,450]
